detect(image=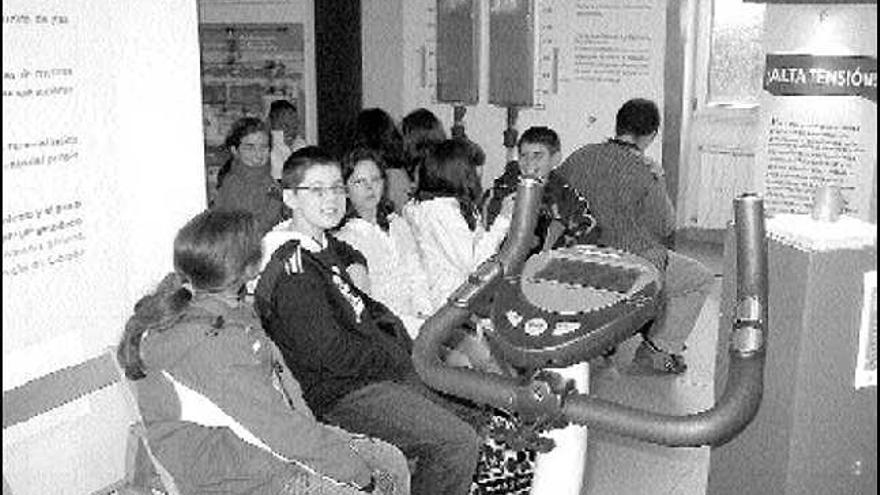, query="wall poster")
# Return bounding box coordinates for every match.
[757,53,877,218]
[199,23,307,202]
[532,0,666,158]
